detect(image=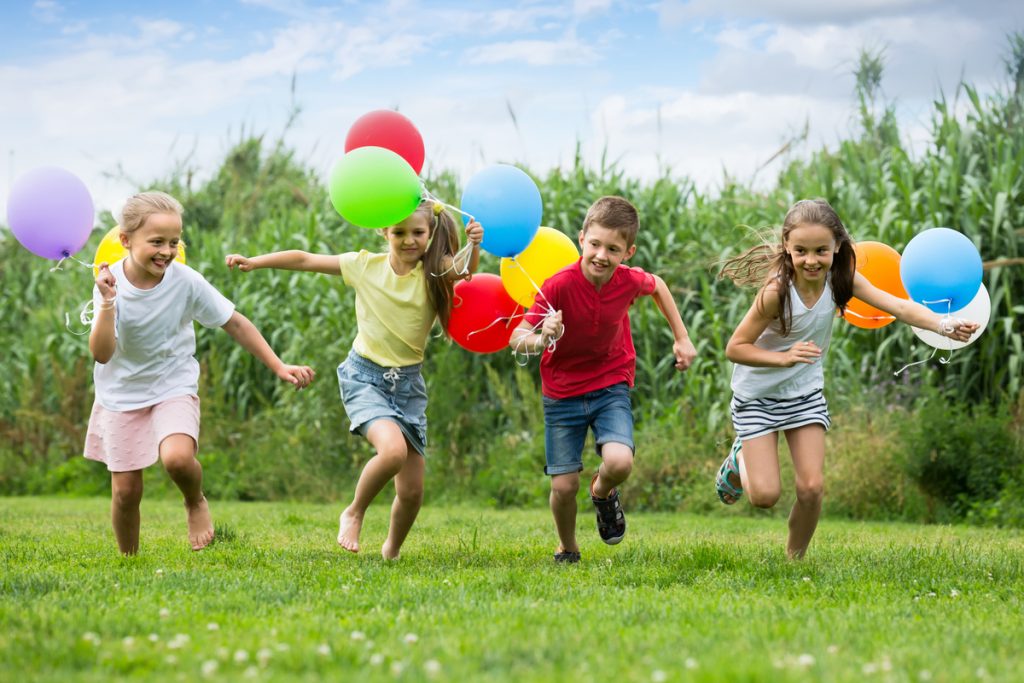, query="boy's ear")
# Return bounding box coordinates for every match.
[623,244,637,261]
[578,229,585,247]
